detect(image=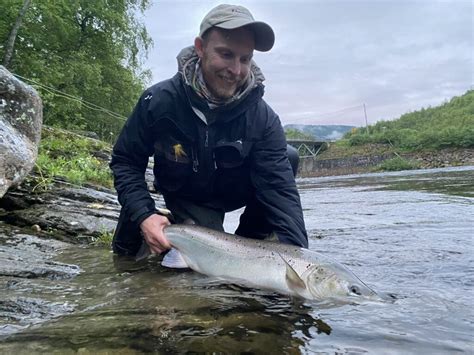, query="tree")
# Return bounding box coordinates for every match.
[2,0,31,68]
[285,128,316,140]
[0,0,152,140]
